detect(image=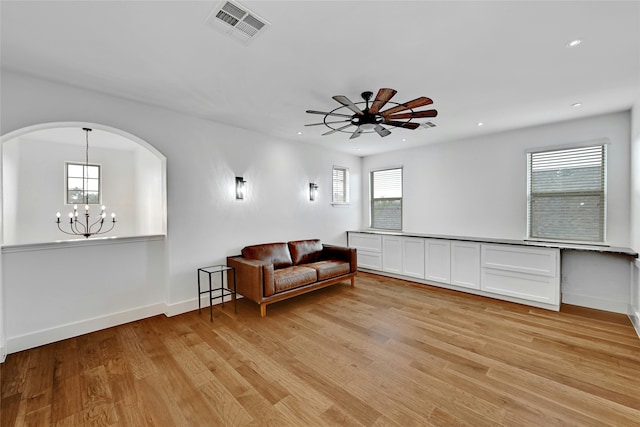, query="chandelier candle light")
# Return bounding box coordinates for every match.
[56,128,117,238]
